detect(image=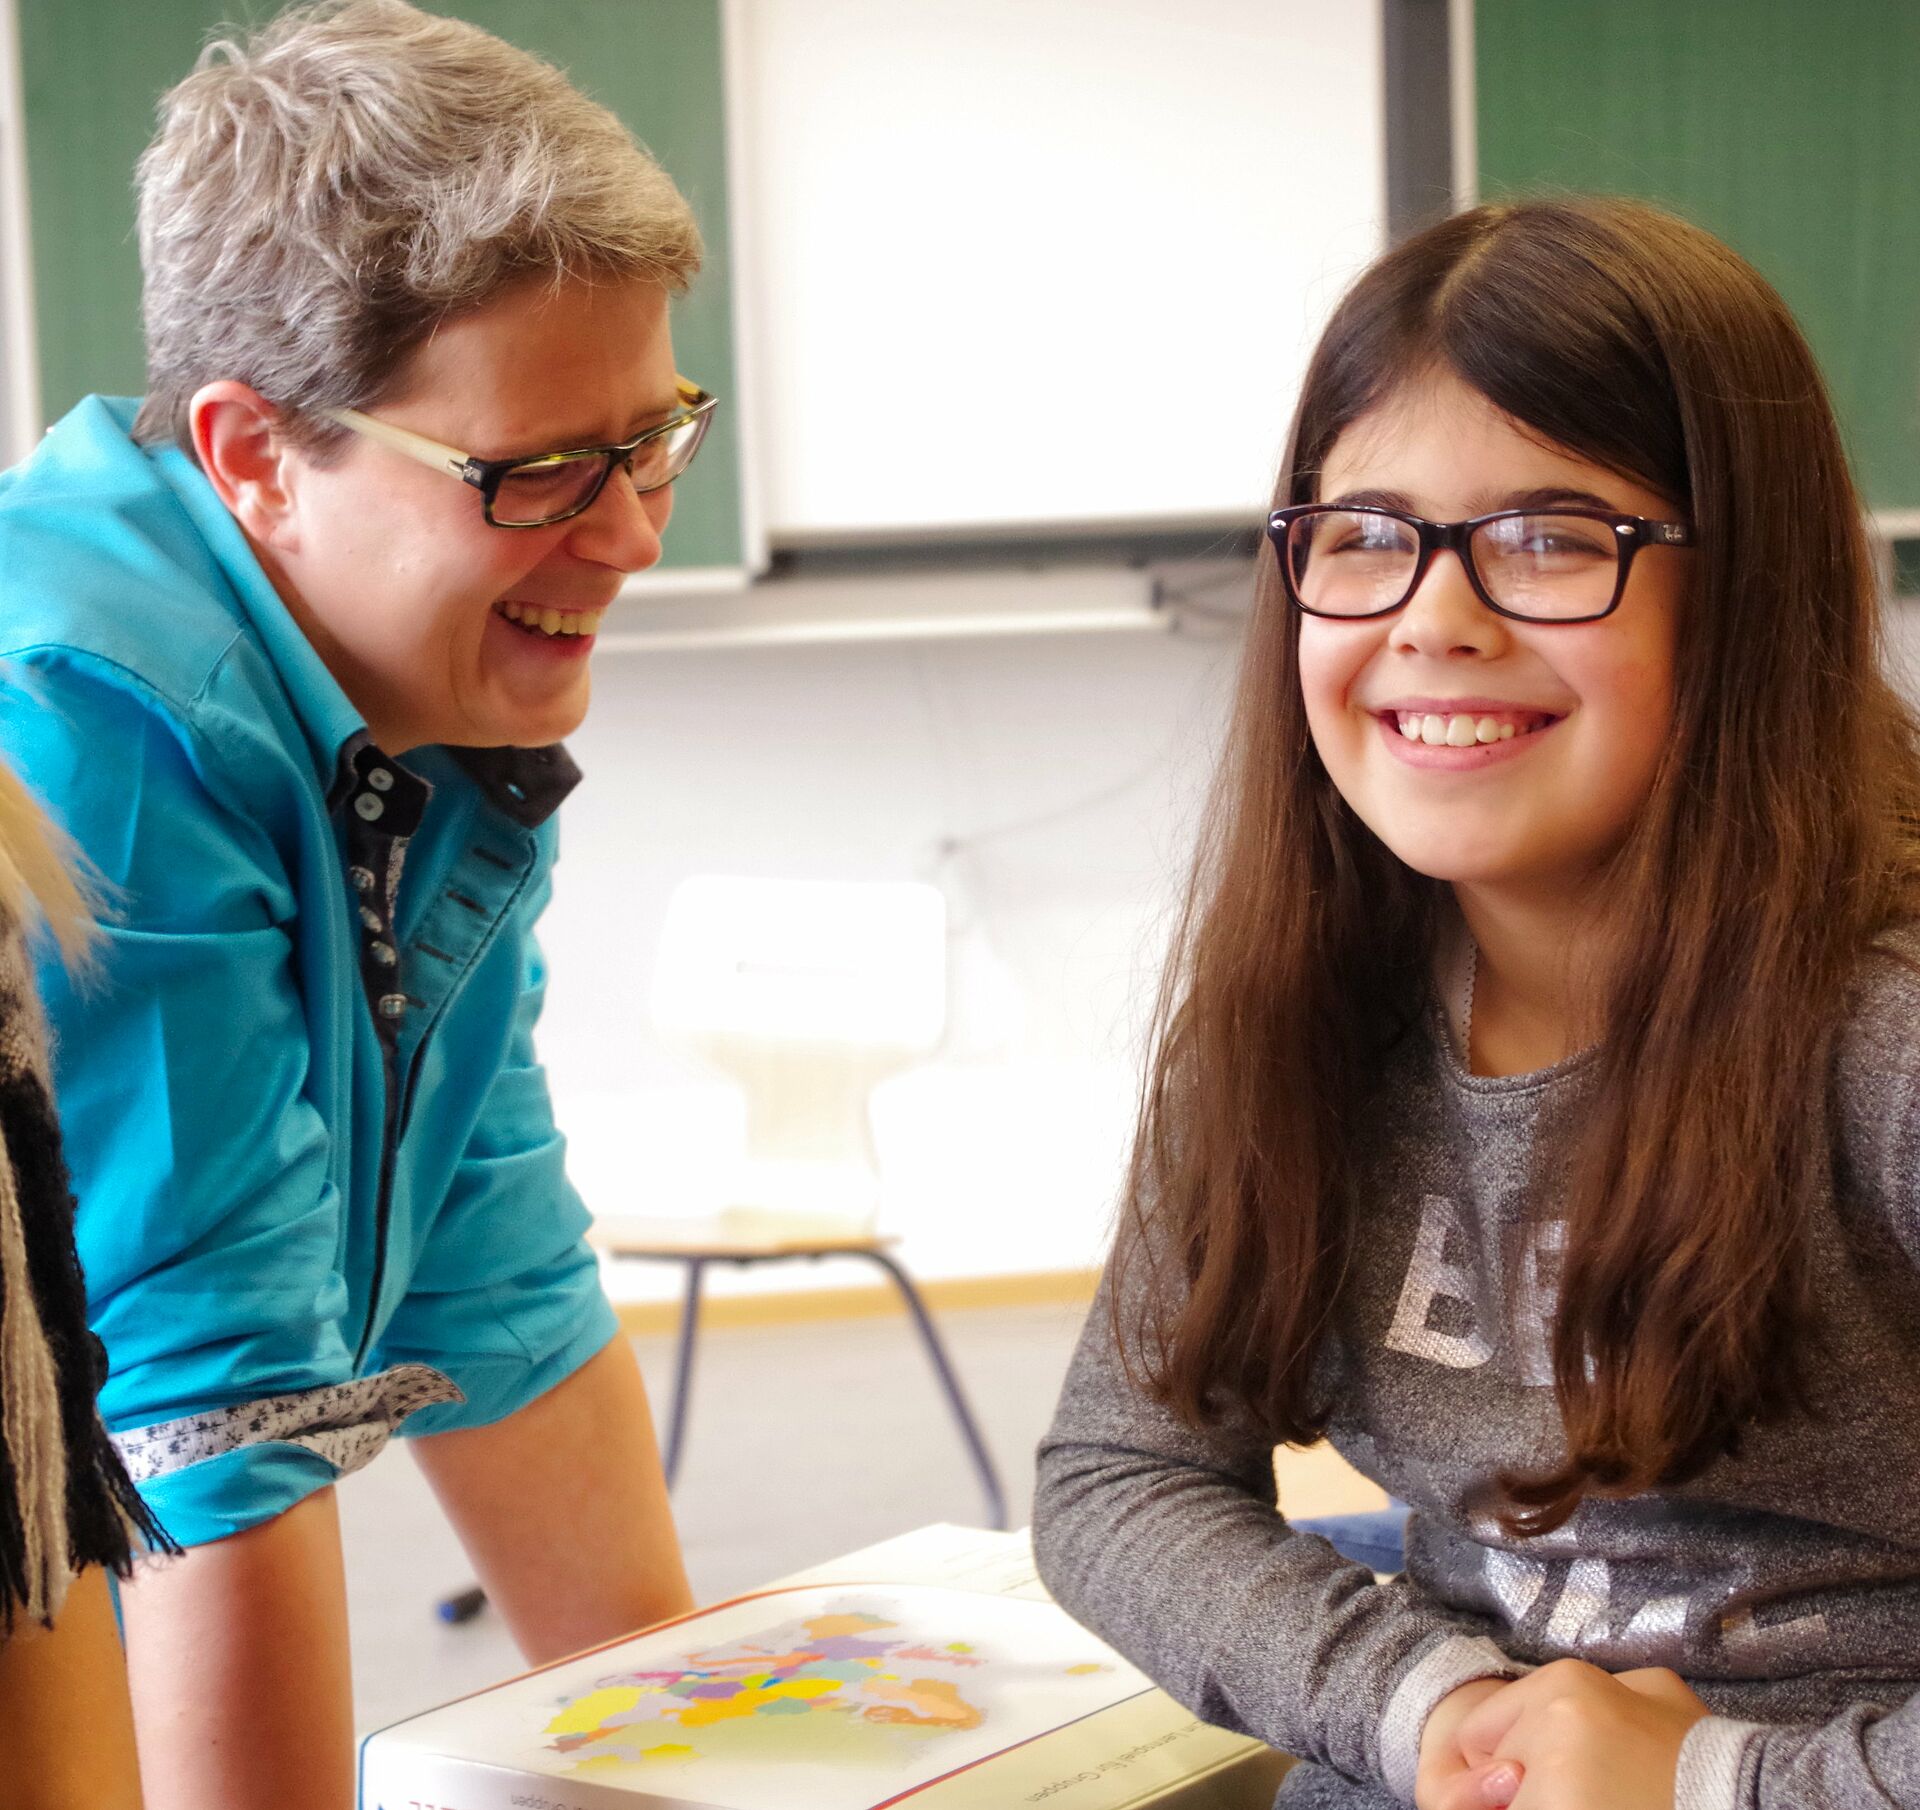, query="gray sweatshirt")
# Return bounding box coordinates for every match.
[1034,941,1920,1810]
